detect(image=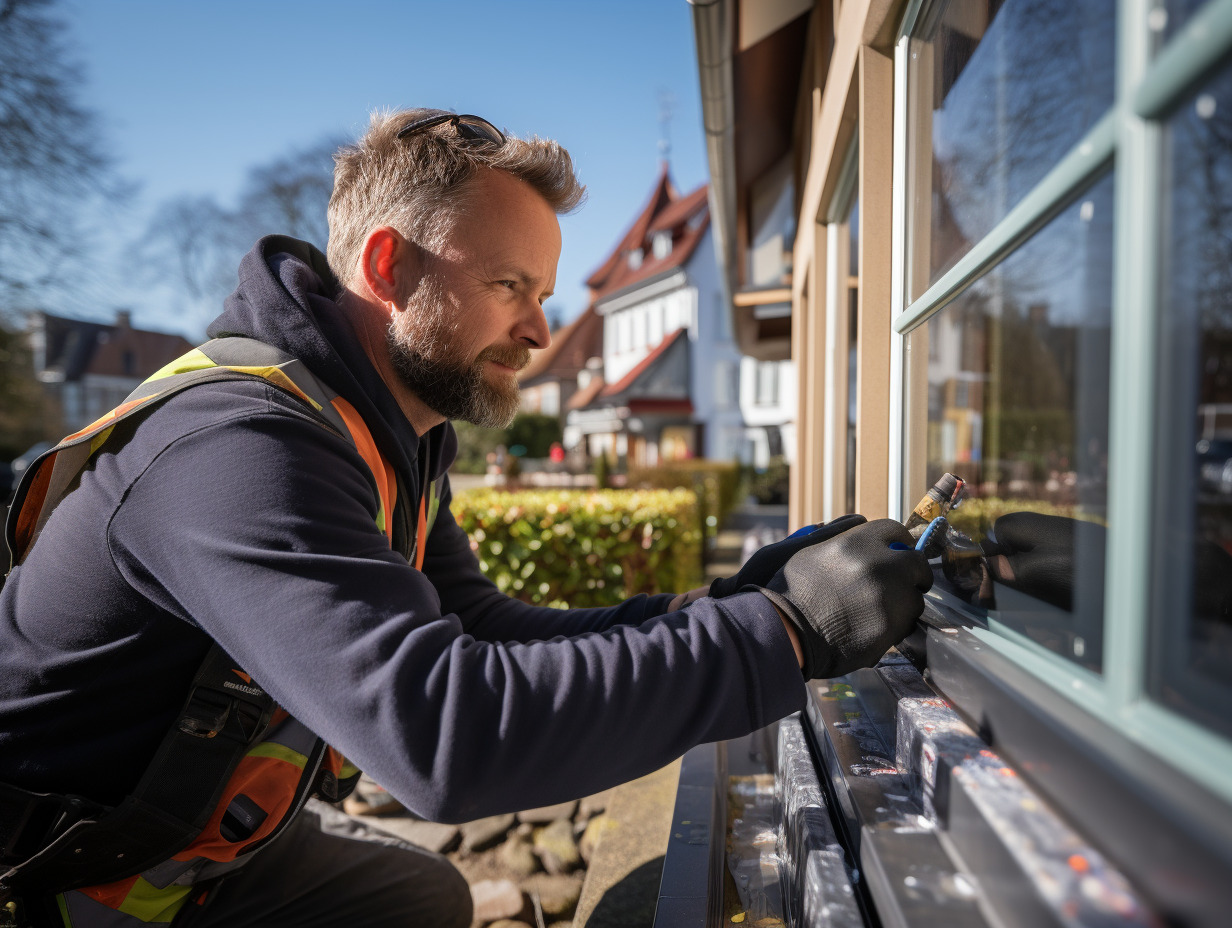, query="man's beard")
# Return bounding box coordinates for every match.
[386,279,530,429]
